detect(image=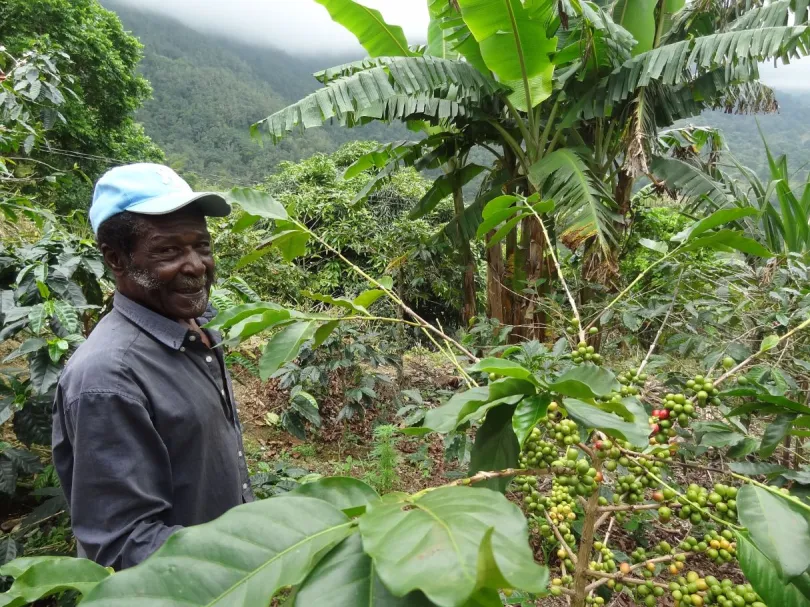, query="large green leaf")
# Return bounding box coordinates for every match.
[0,557,110,607]
[613,0,657,54]
[290,533,431,606]
[82,497,353,606]
[313,0,414,58]
[468,358,534,381]
[674,207,759,242]
[206,302,287,332]
[255,57,505,143]
[678,229,772,258]
[457,0,556,110]
[468,404,520,492]
[226,188,287,221]
[512,393,551,447]
[737,485,810,579]
[563,398,649,447]
[422,379,536,433]
[259,321,318,380]
[737,532,810,607]
[528,149,618,254]
[359,486,549,606]
[291,477,380,517]
[548,364,620,399]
